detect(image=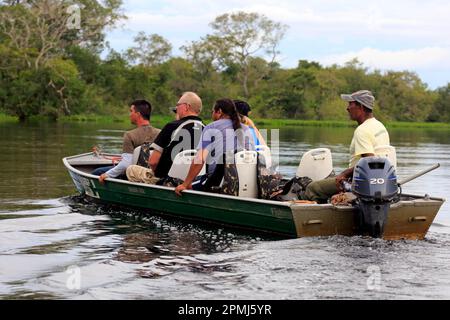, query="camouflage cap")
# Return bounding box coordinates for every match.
[341,90,375,110]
